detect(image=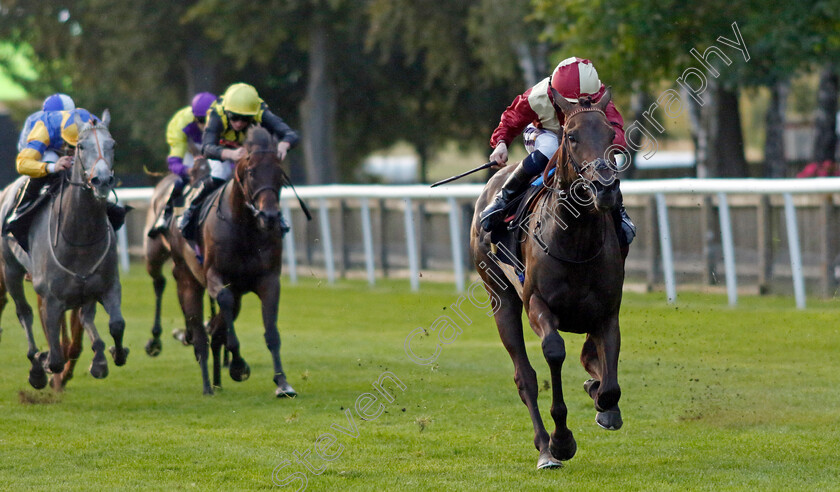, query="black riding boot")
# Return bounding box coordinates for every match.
[106,202,130,231]
[611,192,636,248]
[479,163,532,232]
[178,177,223,242]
